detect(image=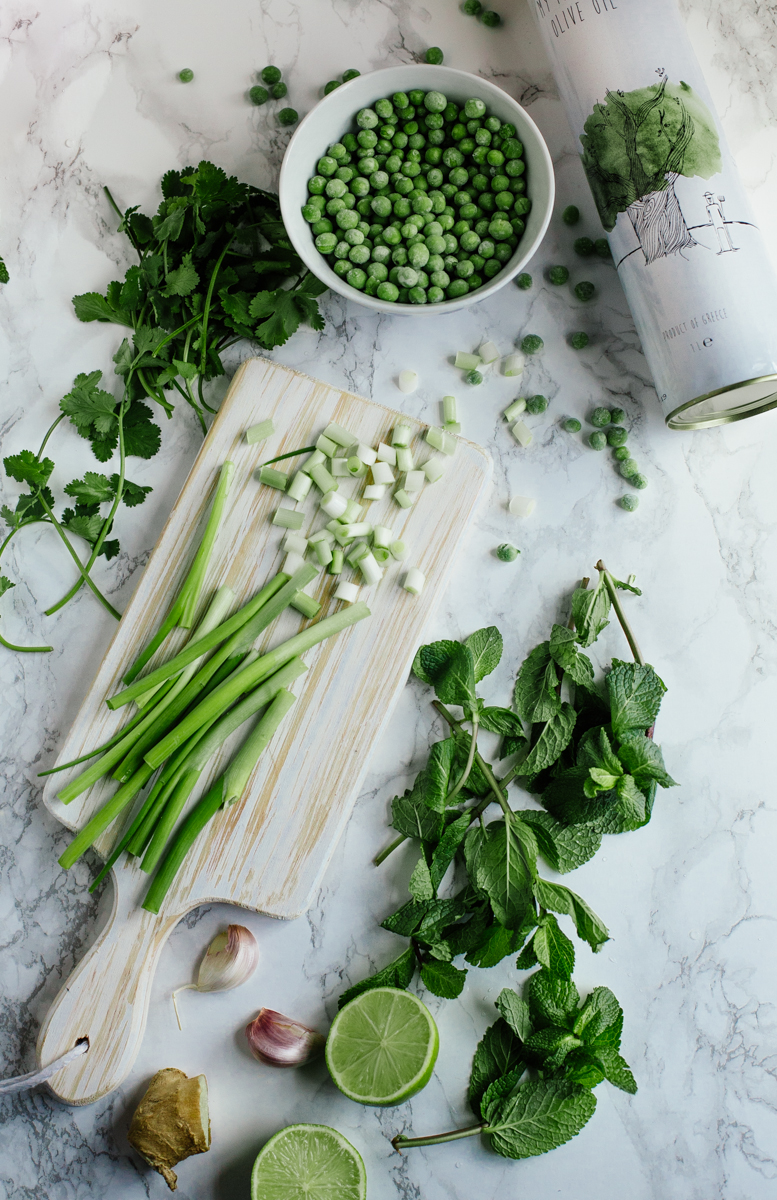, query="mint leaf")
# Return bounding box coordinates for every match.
[524,1025,582,1070]
[561,1048,606,1089]
[469,1018,524,1115]
[415,897,468,945]
[391,788,444,842]
[514,643,560,723]
[533,914,575,978]
[424,738,456,812]
[589,1046,637,1094]
[430,810,472,890]
[408,854,435,901]
[571,578,610,648]
[421,959,467,999]
[573,986,623,1047]
[484,1079,597,1160]
[607,659,666,738]
[478,706,526,742]
[617,735,677,789]
[4,450,55,489]
[495,989,533,1041]
[614,774,650,829]
[517,810,602,874]
[381,900,428,937]
[465,626,502,682]
[412,638,460,685]
[430,642,477,709]
[466,920,526,968]
[517,703,576,776]
[480,1066,524,1118]
[533,879,609,952]
[471,818,537,930]
[338,947,415,1009]
[524,969,580,1028]
[515,937,540,970]
[549,624,595,688]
